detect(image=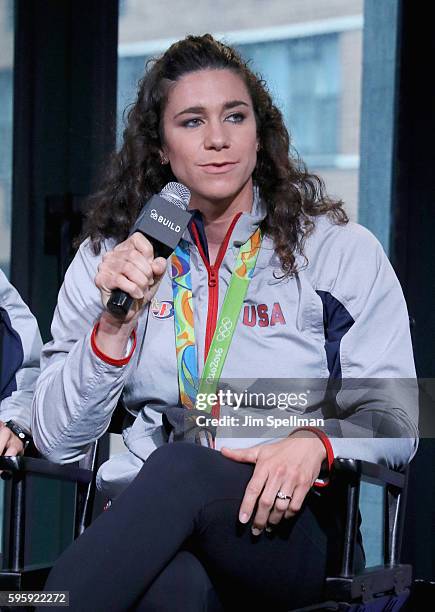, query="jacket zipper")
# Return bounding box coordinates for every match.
[190,212,243,362]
